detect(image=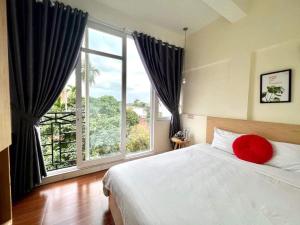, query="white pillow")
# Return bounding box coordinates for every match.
[211,128,242,154]
[267,141,300,172]
[211,128,300,172]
